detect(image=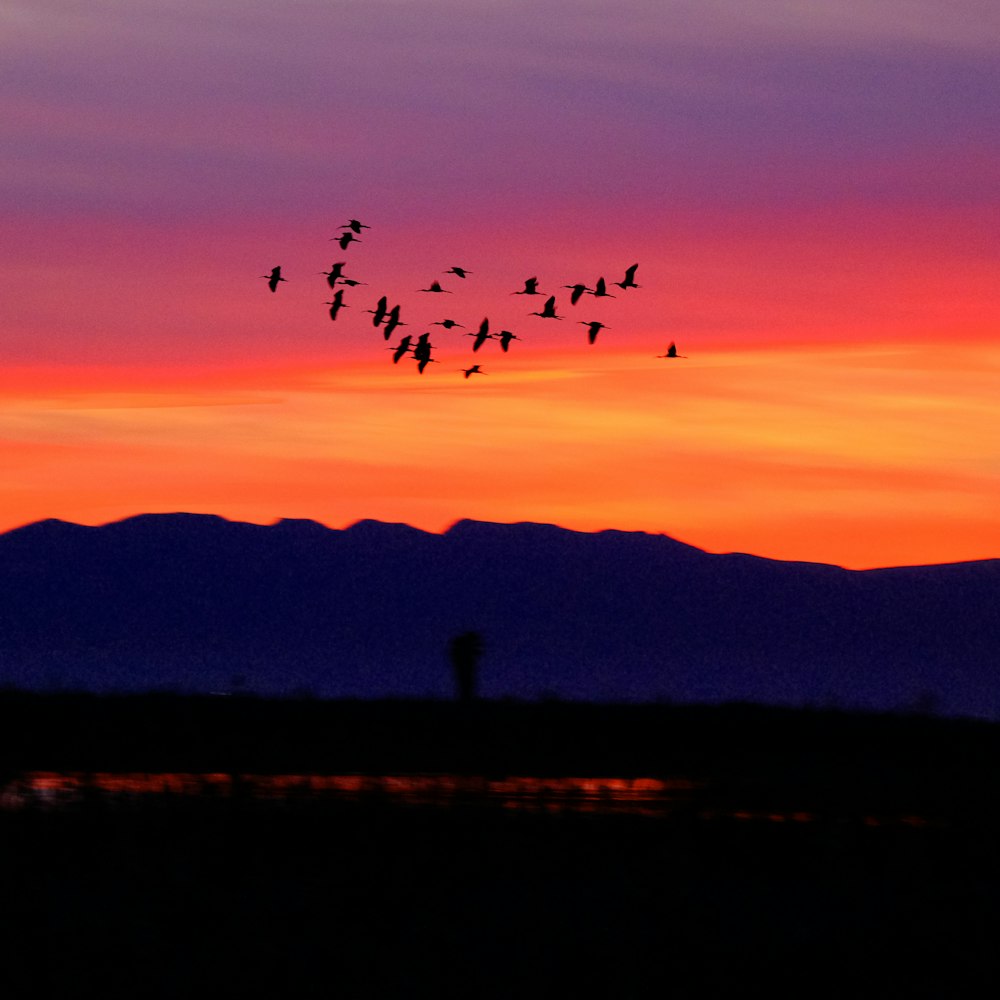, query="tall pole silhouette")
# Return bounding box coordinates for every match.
[449,631,483,704]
